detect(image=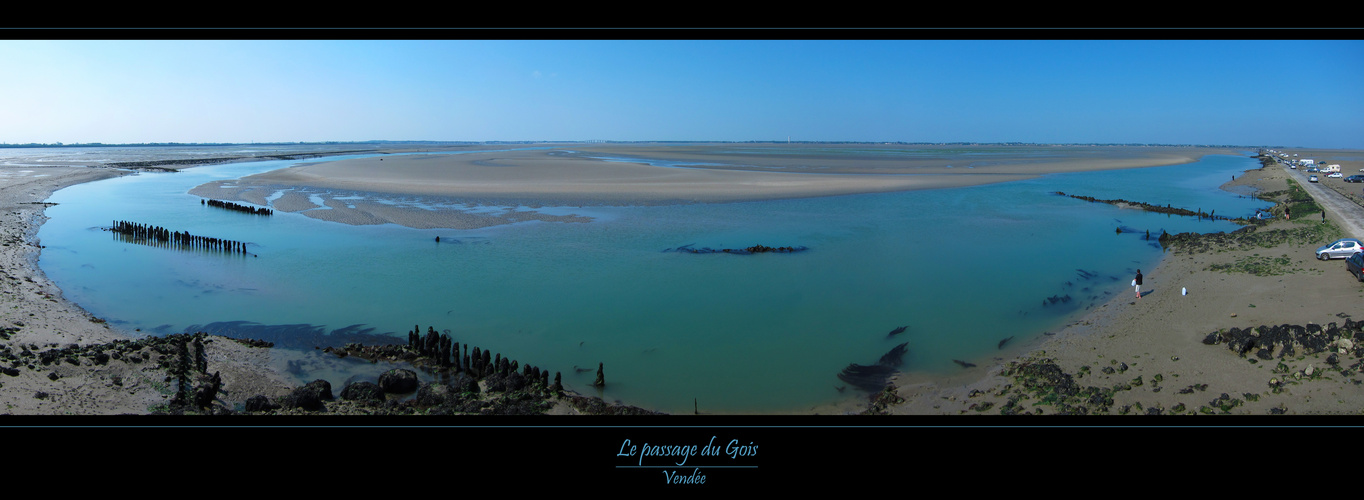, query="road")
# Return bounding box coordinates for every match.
[1279,163,1364,239]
